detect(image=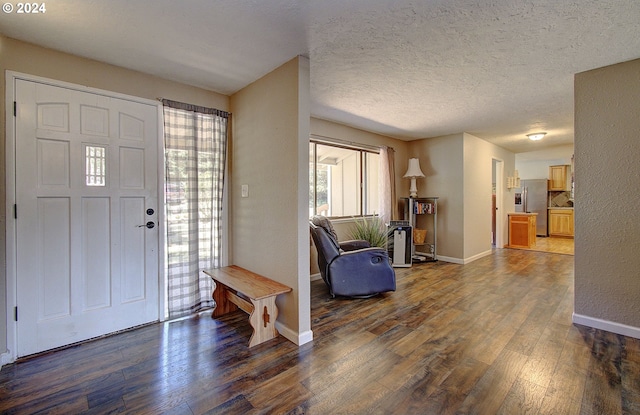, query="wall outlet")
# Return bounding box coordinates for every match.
[241,184,249,198]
